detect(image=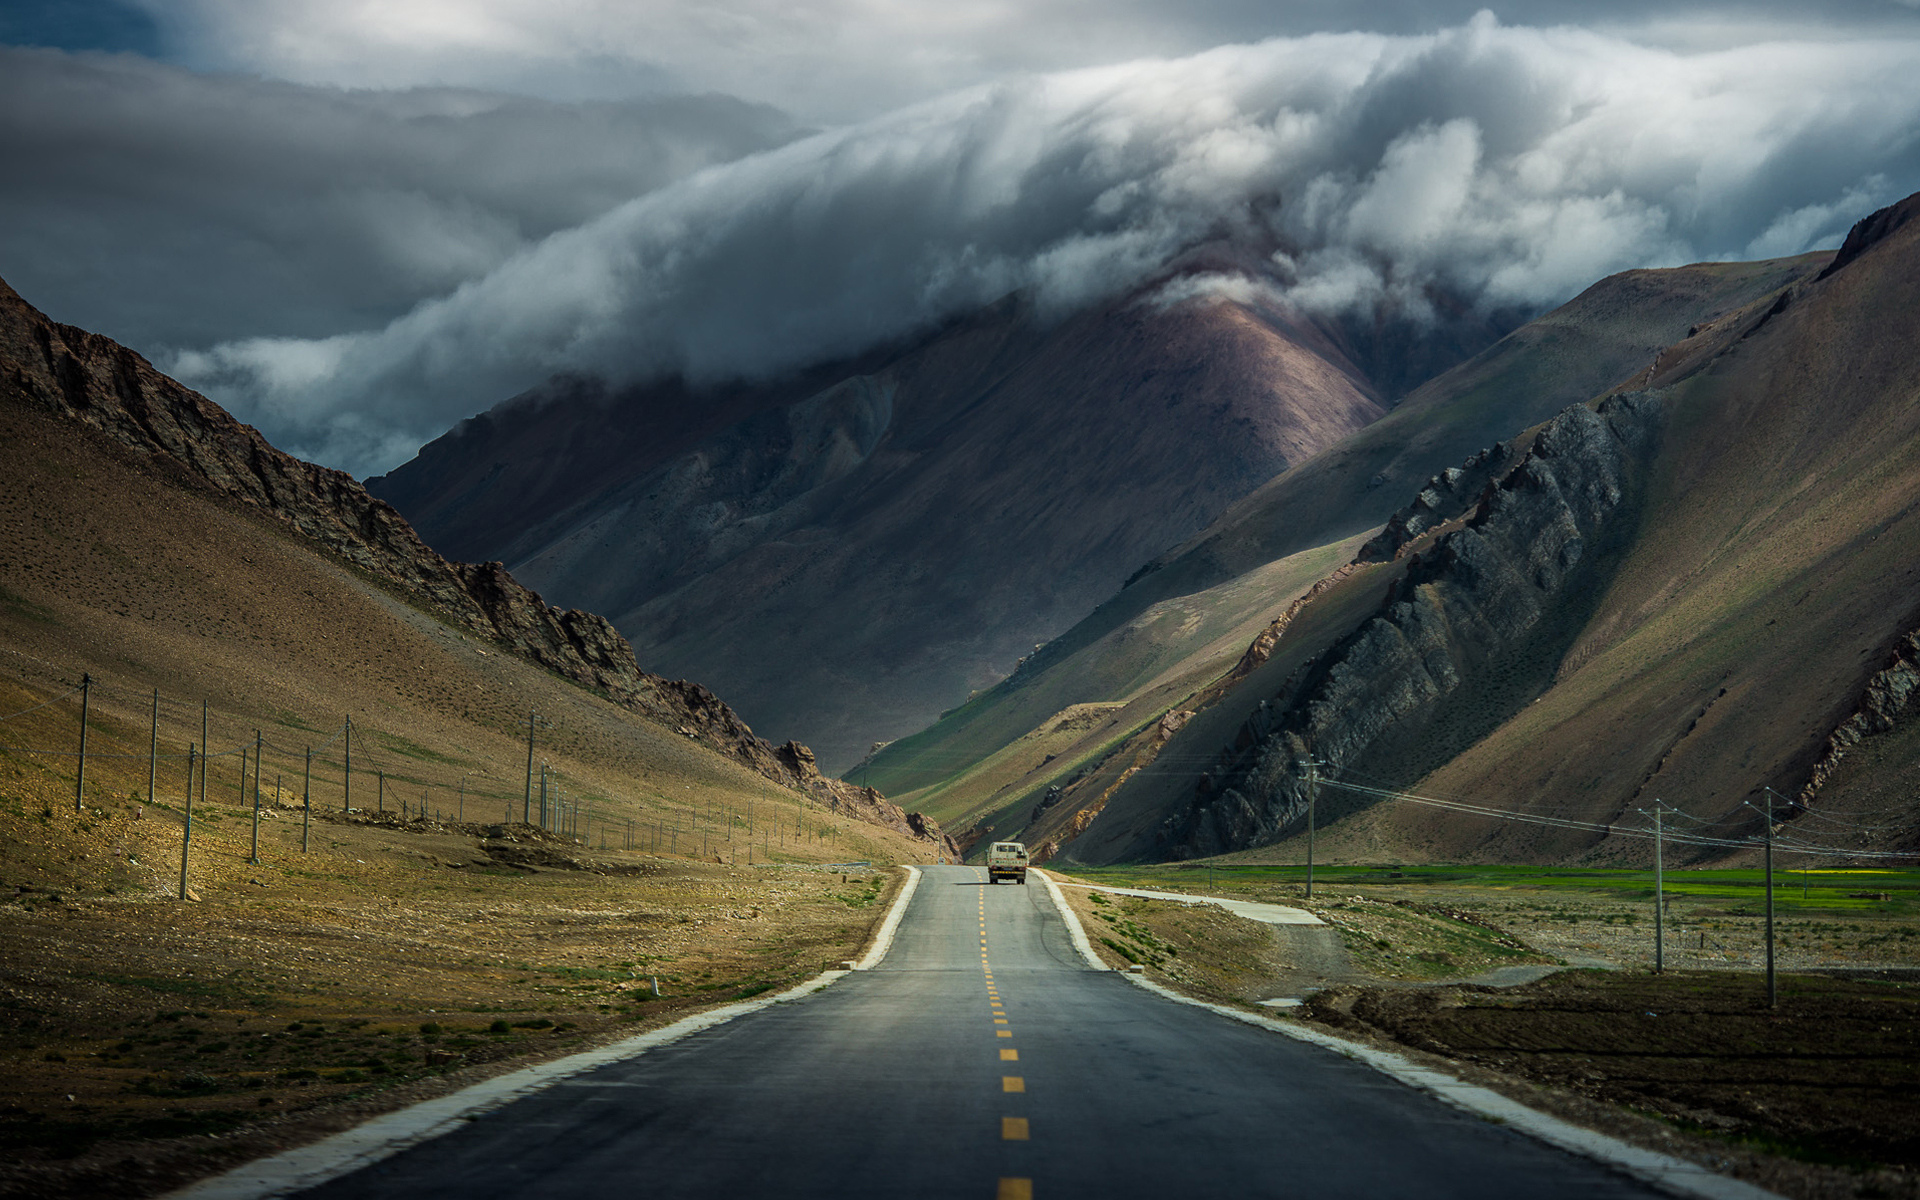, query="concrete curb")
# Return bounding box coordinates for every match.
[1033,868,1781,1200]
[167,865,925,1200]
